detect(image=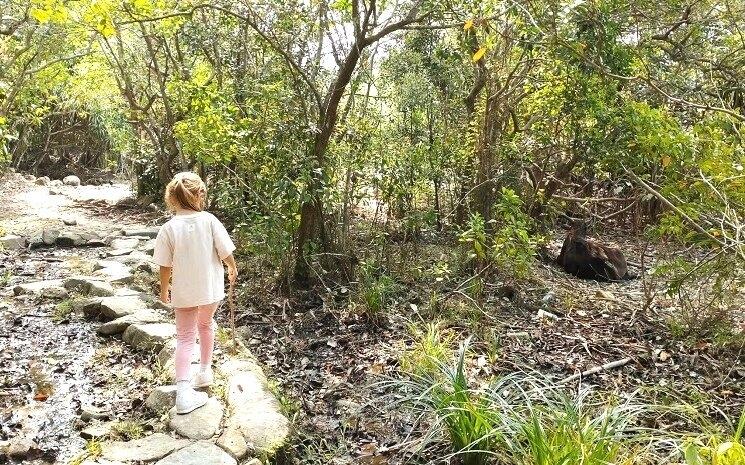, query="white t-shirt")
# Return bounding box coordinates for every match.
[153,211,236,308]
